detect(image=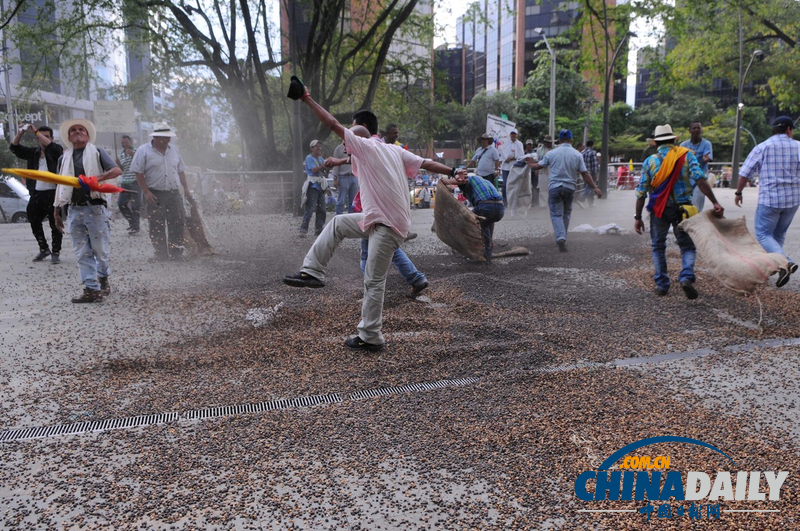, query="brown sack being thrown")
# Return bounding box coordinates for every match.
[185,200,215,256]
[433,180,486,261]
[679,210,788,293]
